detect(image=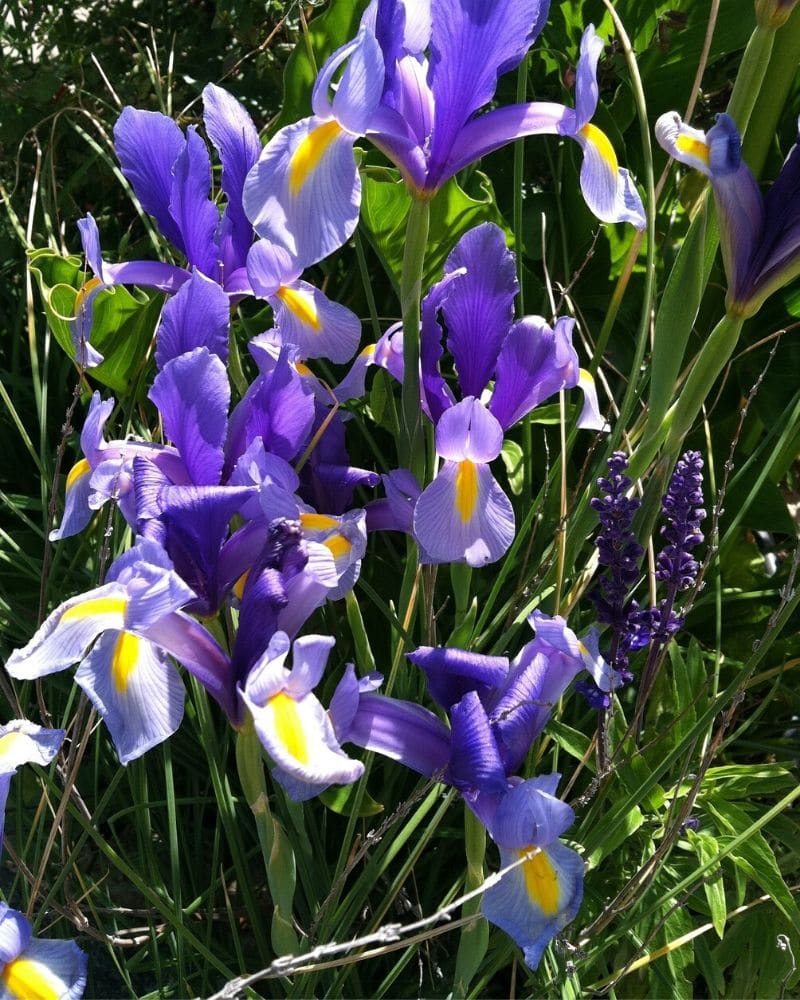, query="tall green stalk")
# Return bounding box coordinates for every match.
[399,196,431,483]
